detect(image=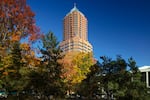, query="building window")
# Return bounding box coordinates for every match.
[148,72,150,87]
[141,72,146,82]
